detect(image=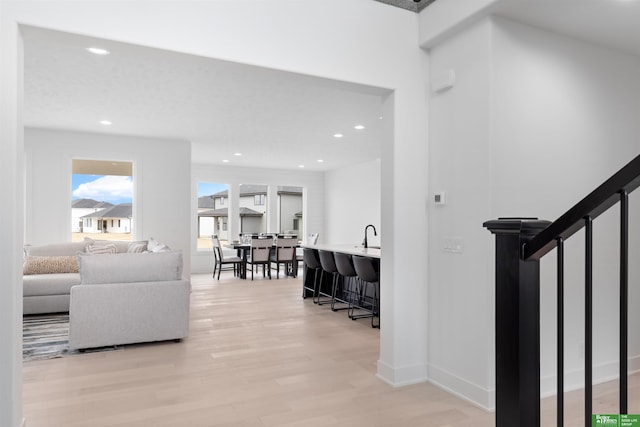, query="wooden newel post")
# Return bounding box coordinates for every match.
[483,218,550,427]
